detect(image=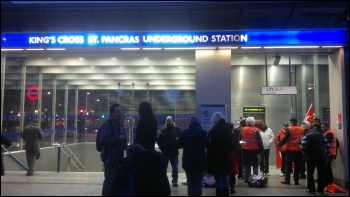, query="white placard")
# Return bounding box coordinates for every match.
[261,86,297,95]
